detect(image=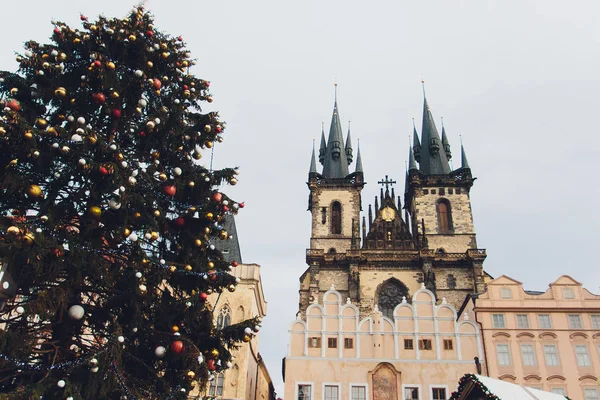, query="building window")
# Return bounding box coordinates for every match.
[568,314,583,329]
[543,344,560,366]
[496,344,511,366]
[351,386,366,400]
[327,338,337,349]
[404,387,420,400]
[404,339,414,350]
[331,202,342,234]
[551,388,566,396]
[563,287,575,299]
[344,338,354,349]
[516,314,530,329]
[324,385,339,400]
[446,274,456,289]
[443,339,453,350]
[591,315,600,329]
[585,388,599,400]
[437,199,453,233]
[378,279,409,320]
[521,344,536,366]
[575,345,592,367]
[538,314,552,329]
[321,207,327,224]
[492,314,506,328]
[216,306,231,329]
[298,384,312,400]
[308,337,321,348]
[501,287,512,299]
[419,339,432,350]
[208,373,225,397]
[432,387,447,400]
